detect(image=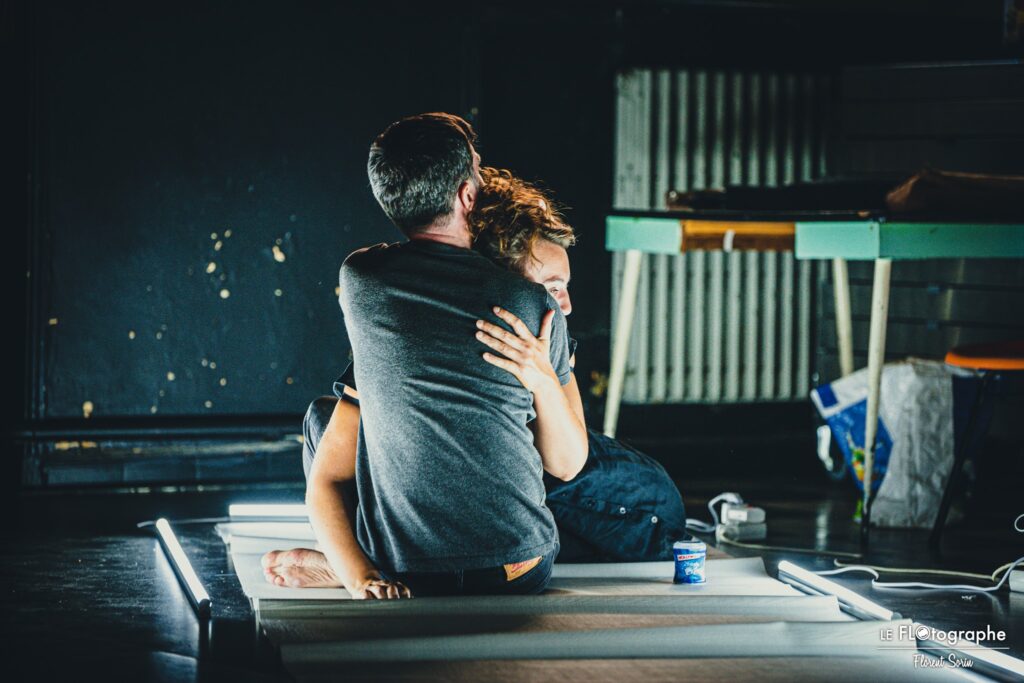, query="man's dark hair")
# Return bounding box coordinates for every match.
[367,113,477,235]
